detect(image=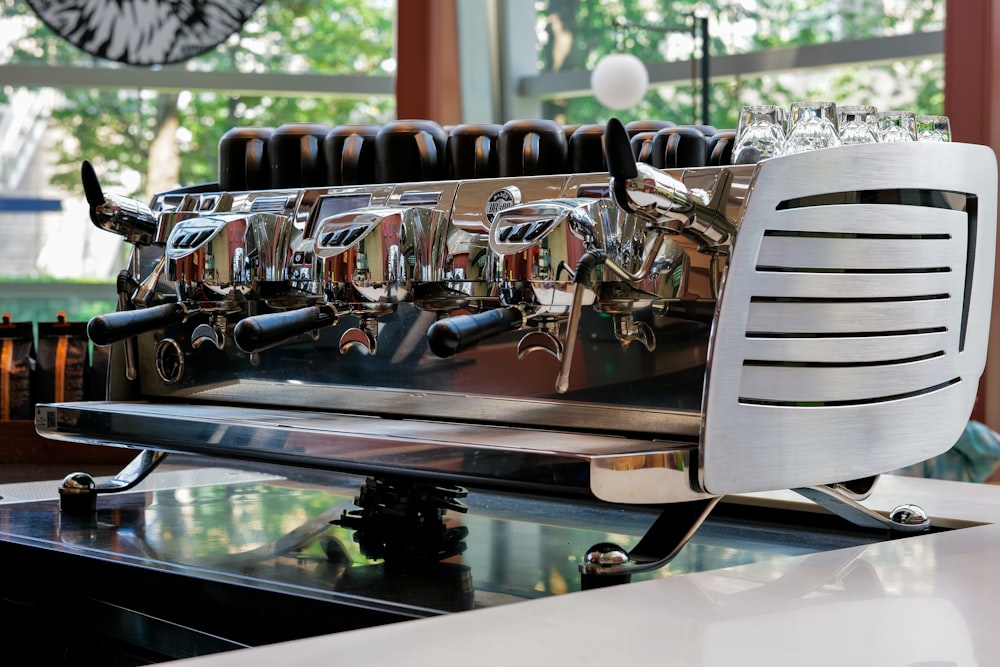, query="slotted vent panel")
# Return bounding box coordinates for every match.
[249,196,292,213]
[700,143,996,495]
[739,200,967,407]
[164,217,229,260]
